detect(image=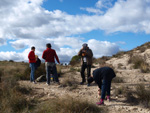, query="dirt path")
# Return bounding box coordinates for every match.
[19,79,150,113]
